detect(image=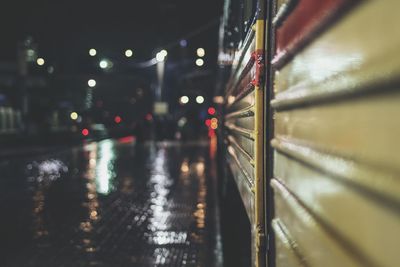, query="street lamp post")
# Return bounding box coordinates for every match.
[155,50,167,102]
[17,36,38,133]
